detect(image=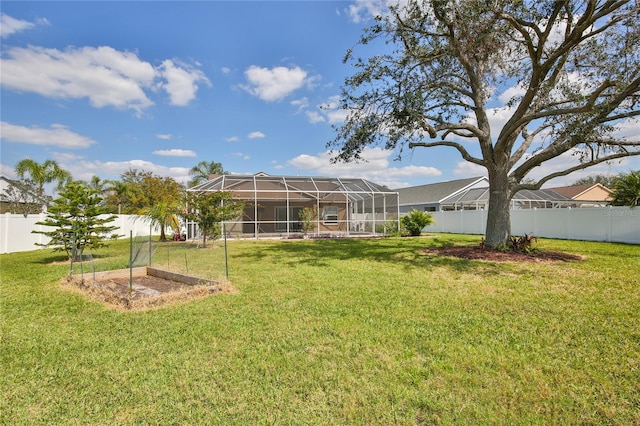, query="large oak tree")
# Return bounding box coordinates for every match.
[329,0,640,247]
